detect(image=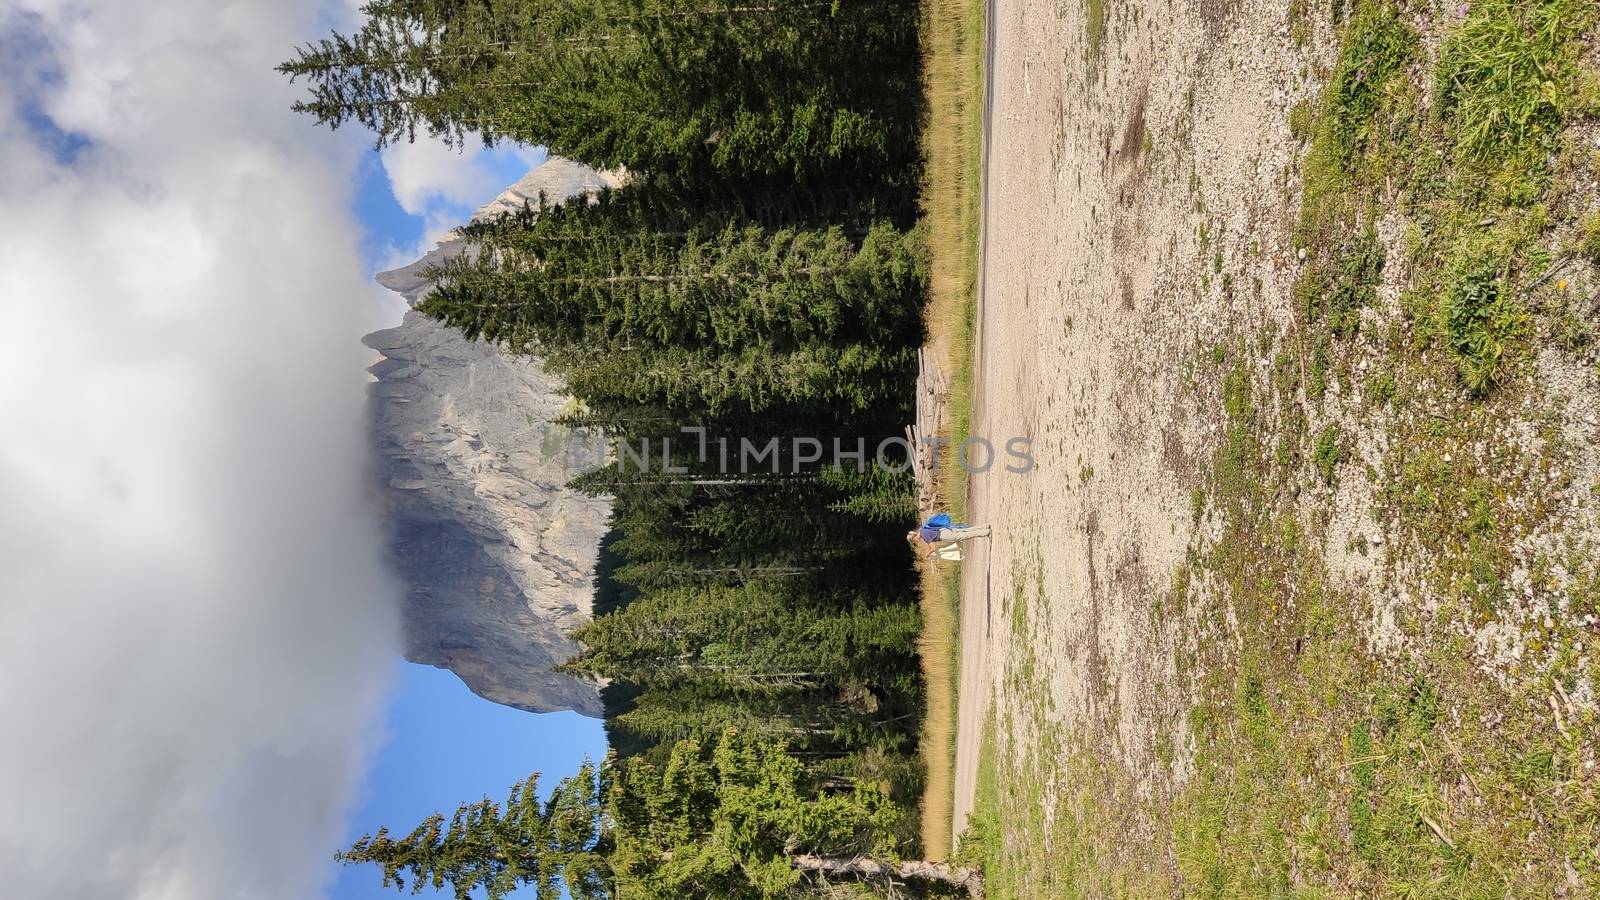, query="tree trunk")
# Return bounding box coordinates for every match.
[790,854,984,898]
